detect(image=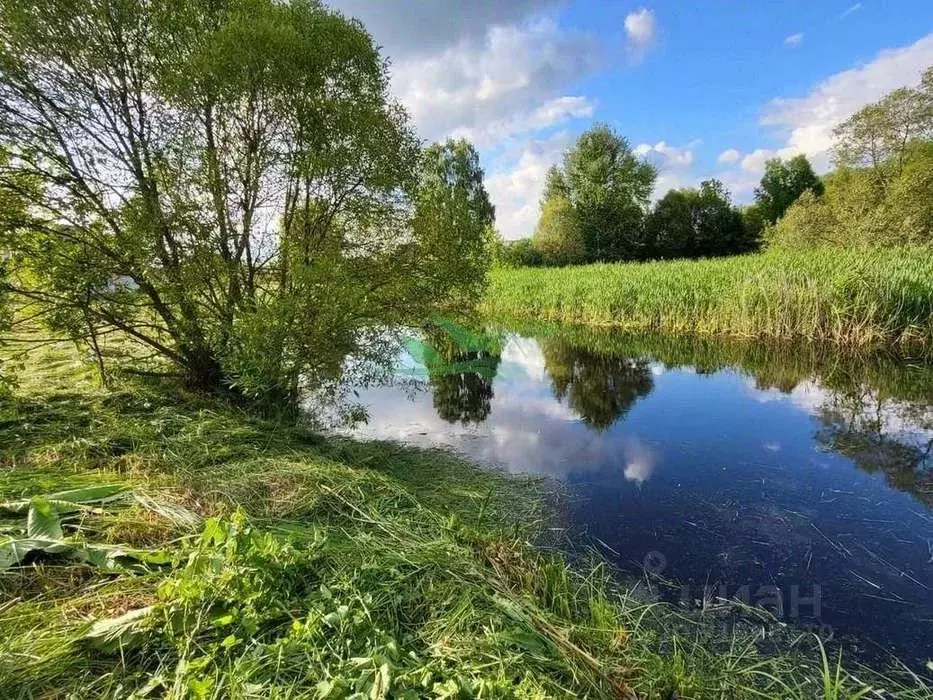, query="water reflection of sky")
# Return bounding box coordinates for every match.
[346,332,933,667]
